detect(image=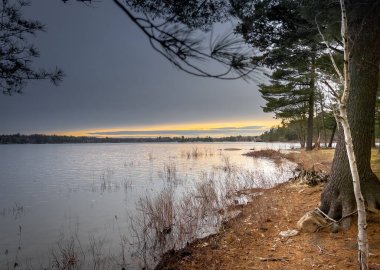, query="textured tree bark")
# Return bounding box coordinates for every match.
[339,107,369,269]
[371,123,376,147]
[328,123,336,148]
[319,2,379,268]
[319,97,328,147]
[340,3,368,266]
[320,0,380,227]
